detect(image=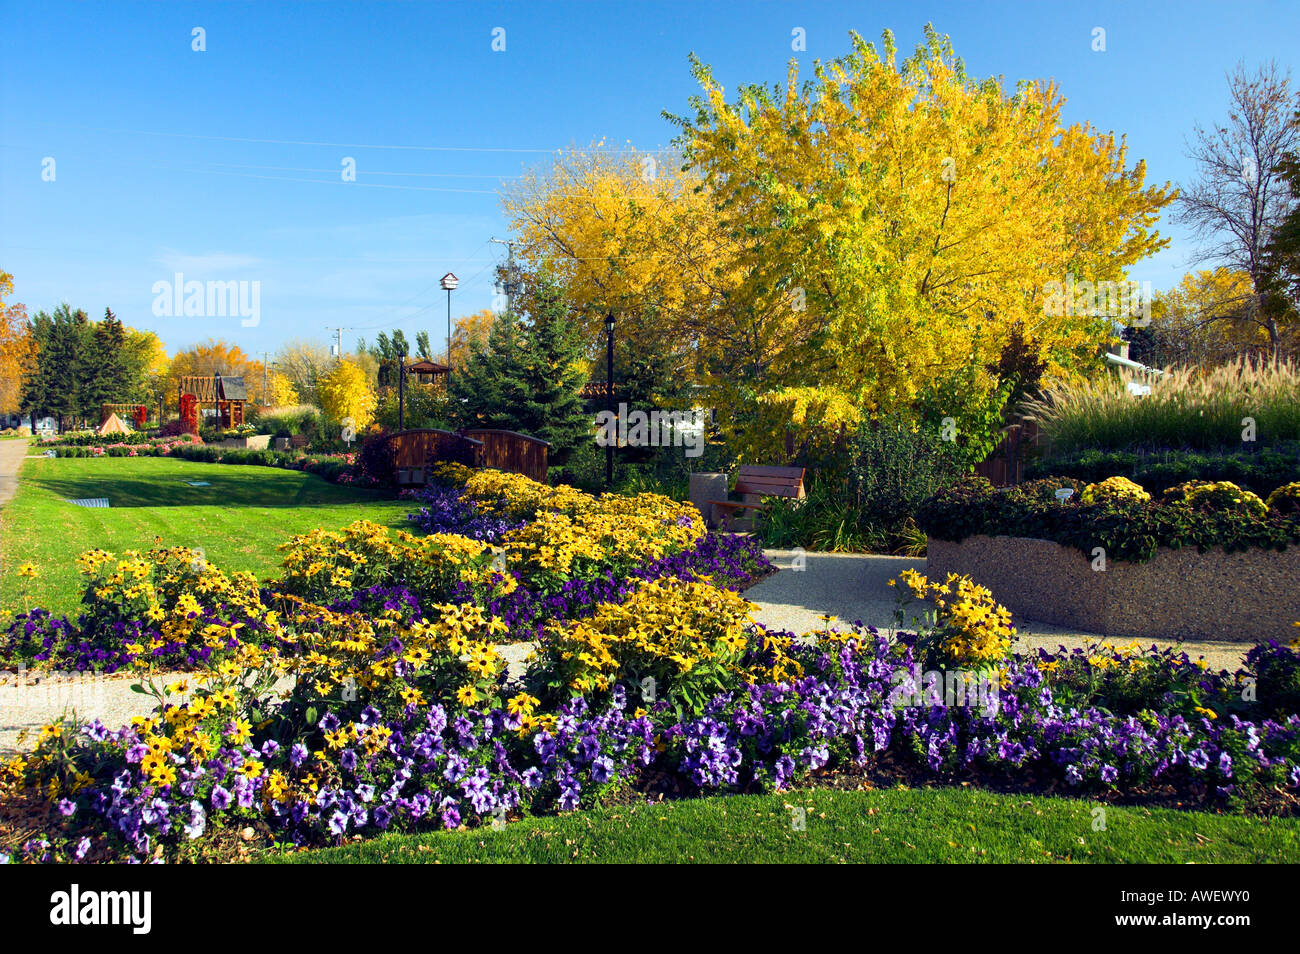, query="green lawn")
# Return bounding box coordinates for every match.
[0,456,414,614]
[266,785,1300,864]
